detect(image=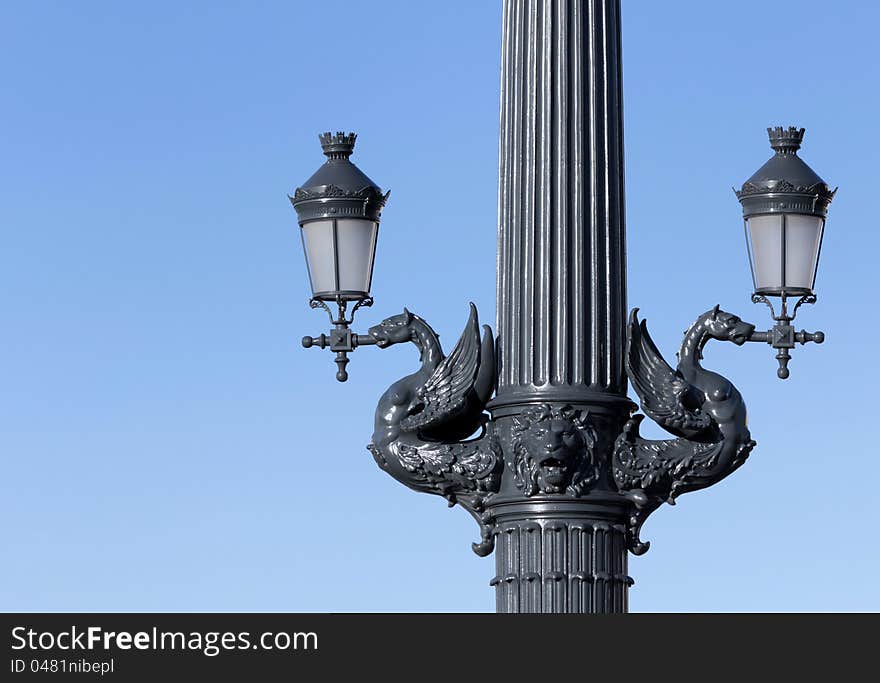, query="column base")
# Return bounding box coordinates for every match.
[489,499,632,613]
